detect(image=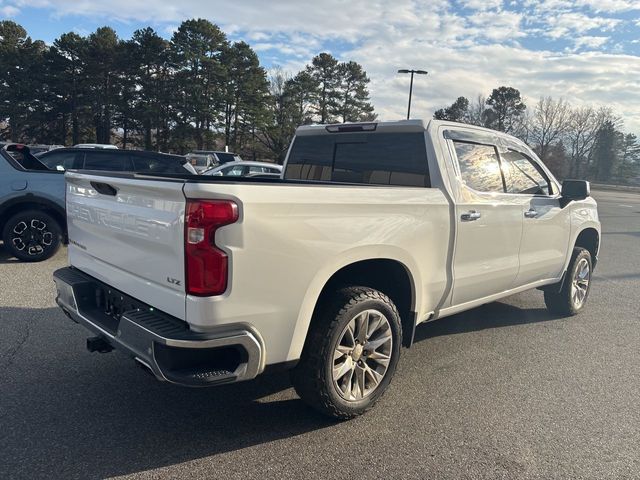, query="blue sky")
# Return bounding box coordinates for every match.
[2,0,640,131]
